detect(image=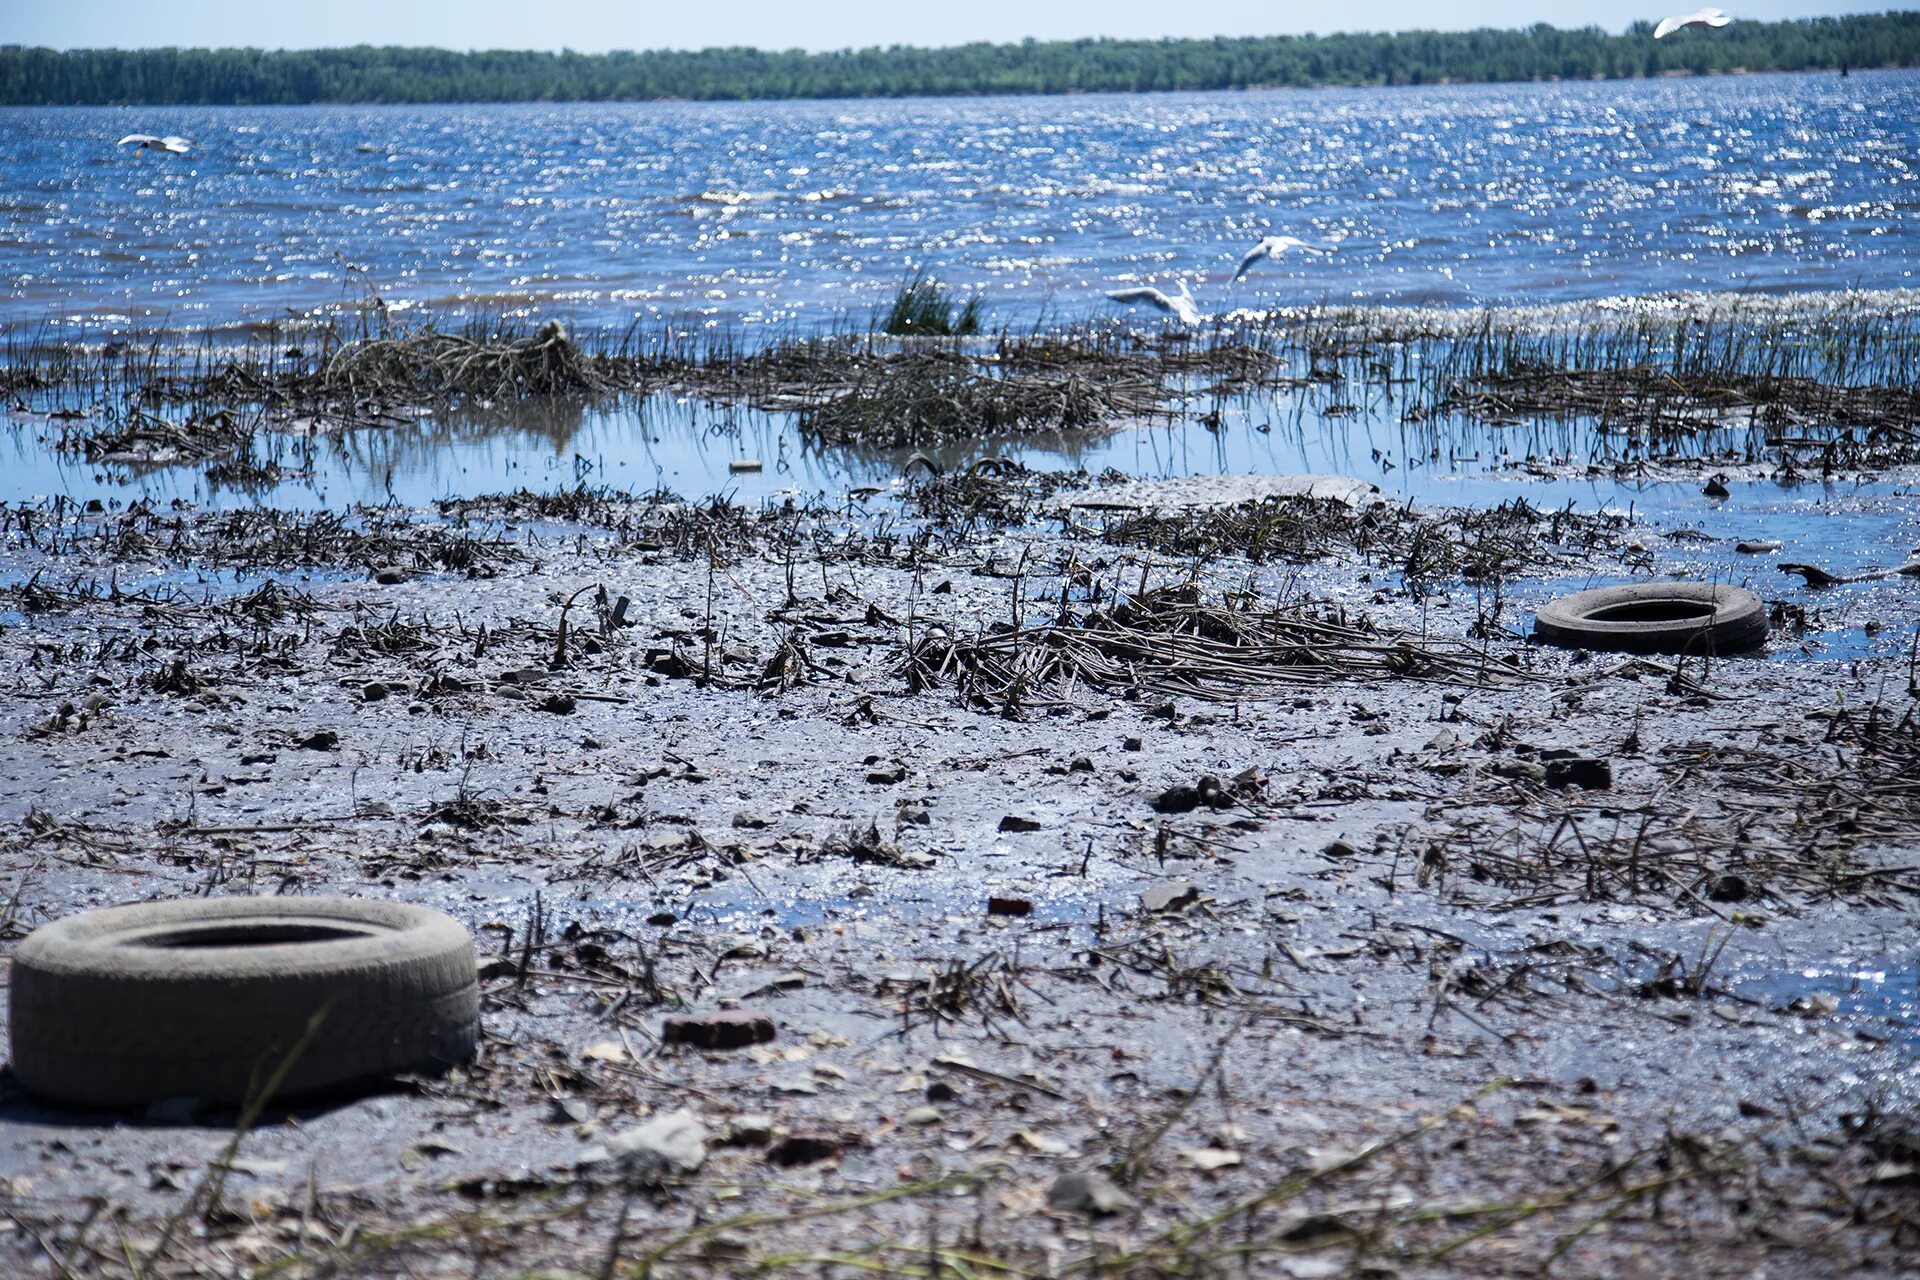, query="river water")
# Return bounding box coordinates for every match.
[3,70,1917,332]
